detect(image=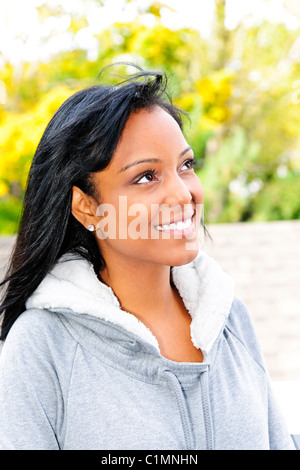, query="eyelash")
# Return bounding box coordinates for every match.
[134,169,157,184]
[134,158,196,185]
[183,158,196,170]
